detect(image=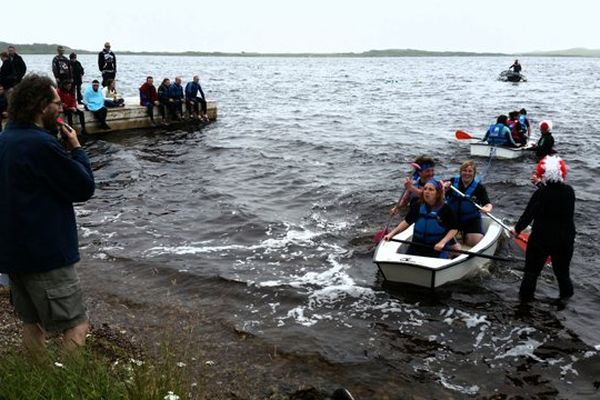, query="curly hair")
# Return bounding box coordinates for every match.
[7,74,56,124]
